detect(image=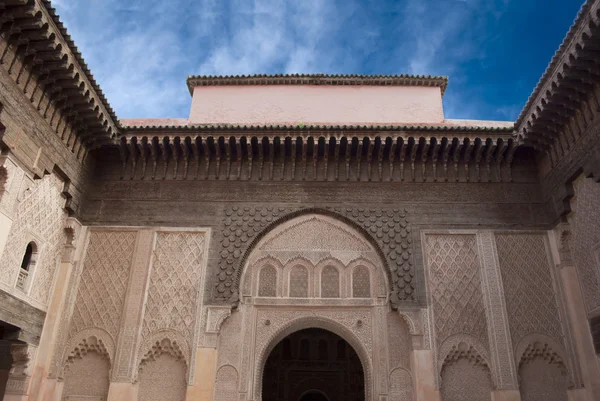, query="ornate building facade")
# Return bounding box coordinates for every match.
[0,1,599,401]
